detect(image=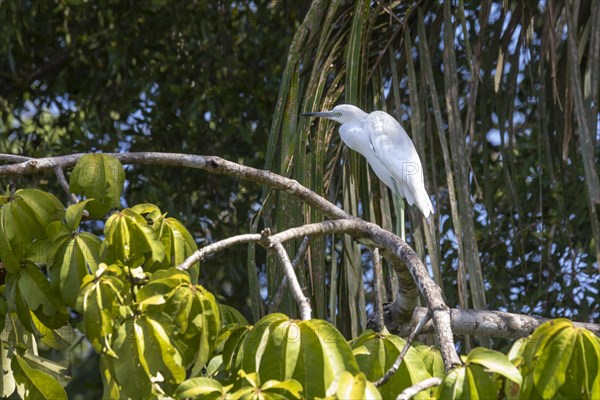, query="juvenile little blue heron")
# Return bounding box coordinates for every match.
[302,104,434,218]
